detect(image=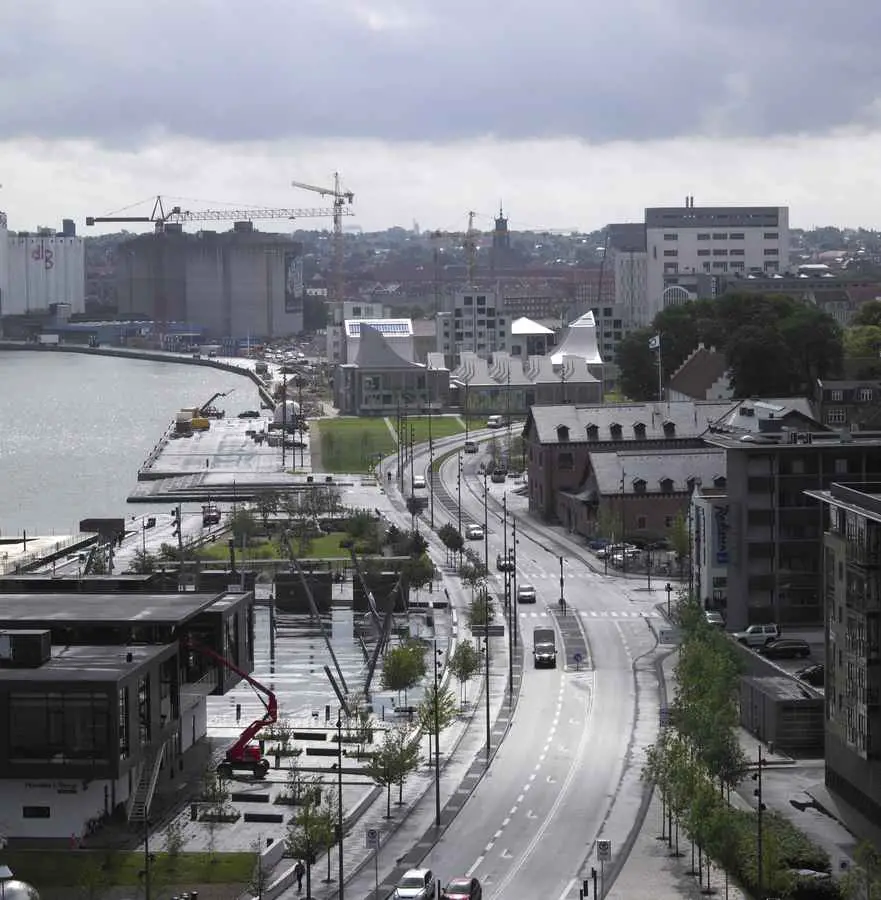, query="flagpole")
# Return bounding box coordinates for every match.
[657,334,663,404]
